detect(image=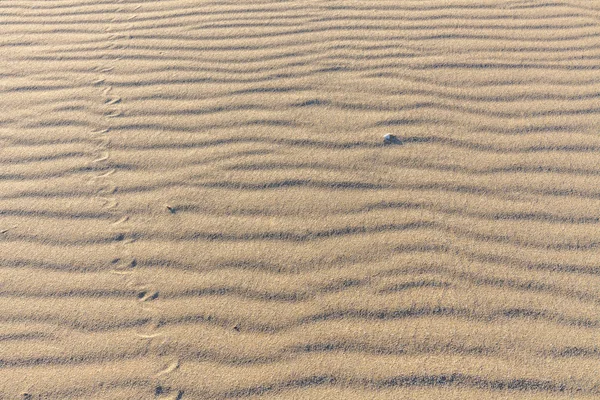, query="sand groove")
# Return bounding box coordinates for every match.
[2,0,600,399]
